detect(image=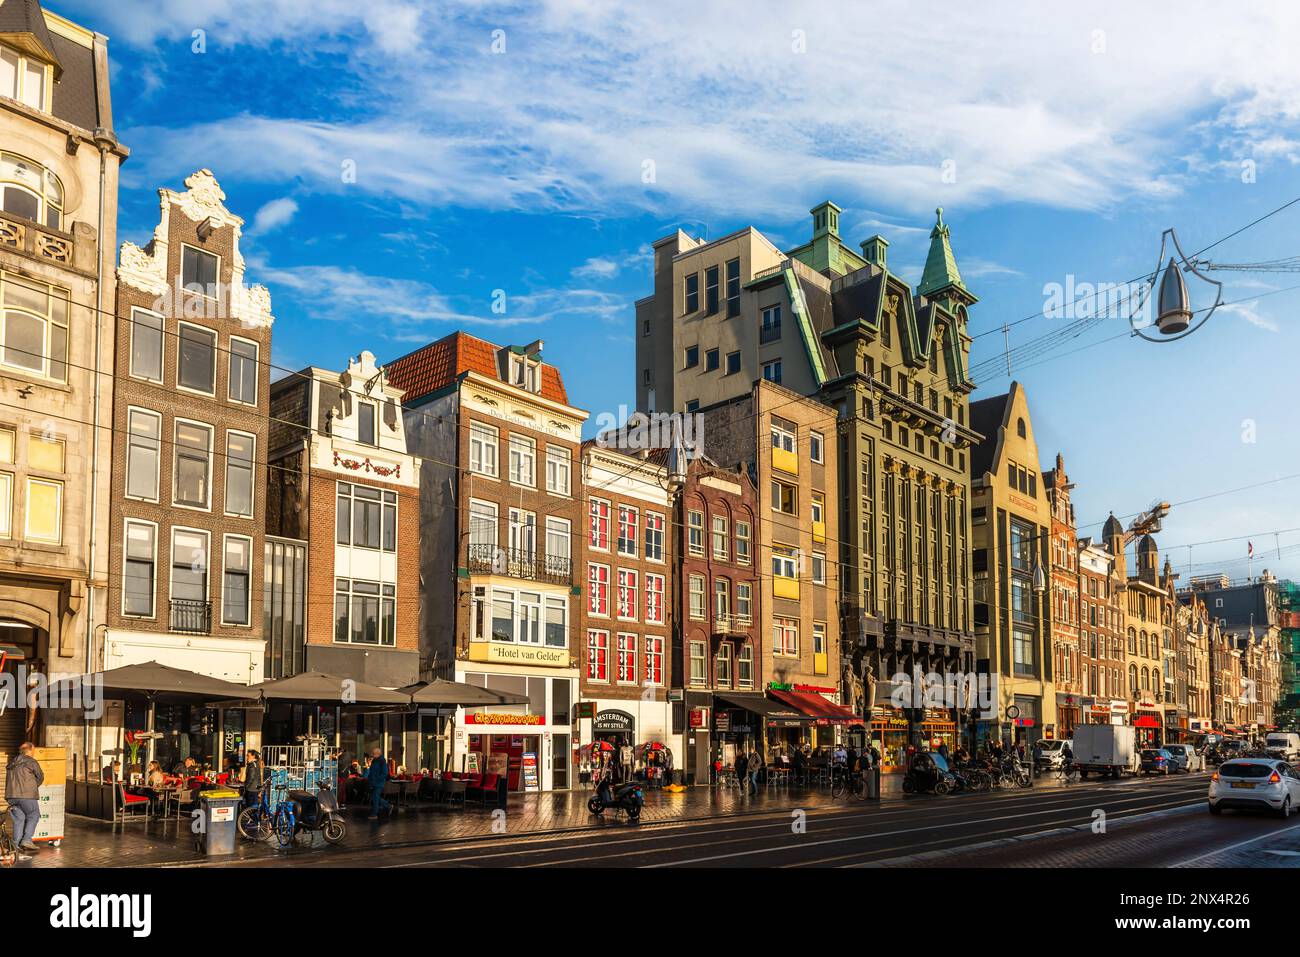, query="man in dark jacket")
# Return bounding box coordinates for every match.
[366,748,391,819]
[6,741,43,855]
